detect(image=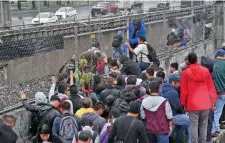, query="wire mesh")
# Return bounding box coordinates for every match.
[0,2,214,111]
